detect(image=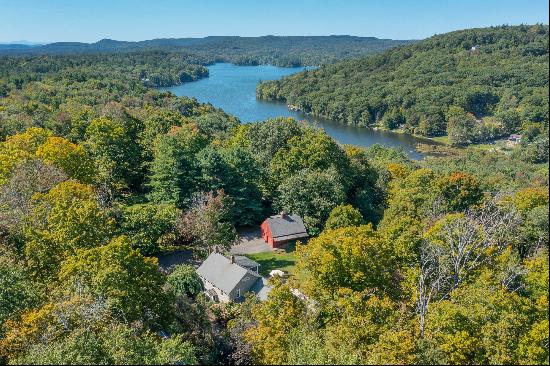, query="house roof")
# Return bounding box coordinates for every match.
[234,255,260,269]
[265,214,308,240]
[196,253,260,294]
